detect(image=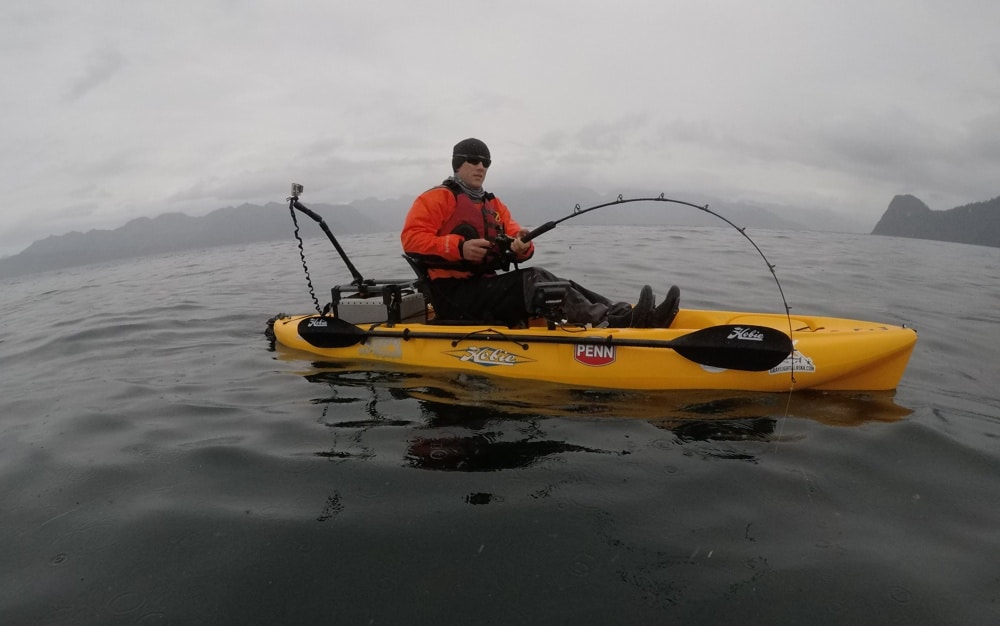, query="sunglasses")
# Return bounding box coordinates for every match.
[456,154,491,168]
